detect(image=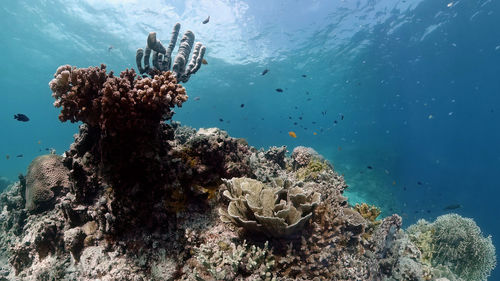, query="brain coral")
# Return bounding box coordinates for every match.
[25,154,70,213]
[219,177,321,238]
[49,64,187,135]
